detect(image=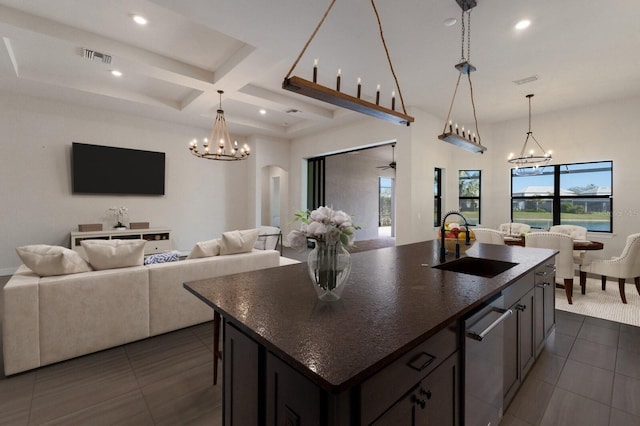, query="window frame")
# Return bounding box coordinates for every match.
[459,170,481,226]
[434,168,442,227]
[510,160,613,232]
